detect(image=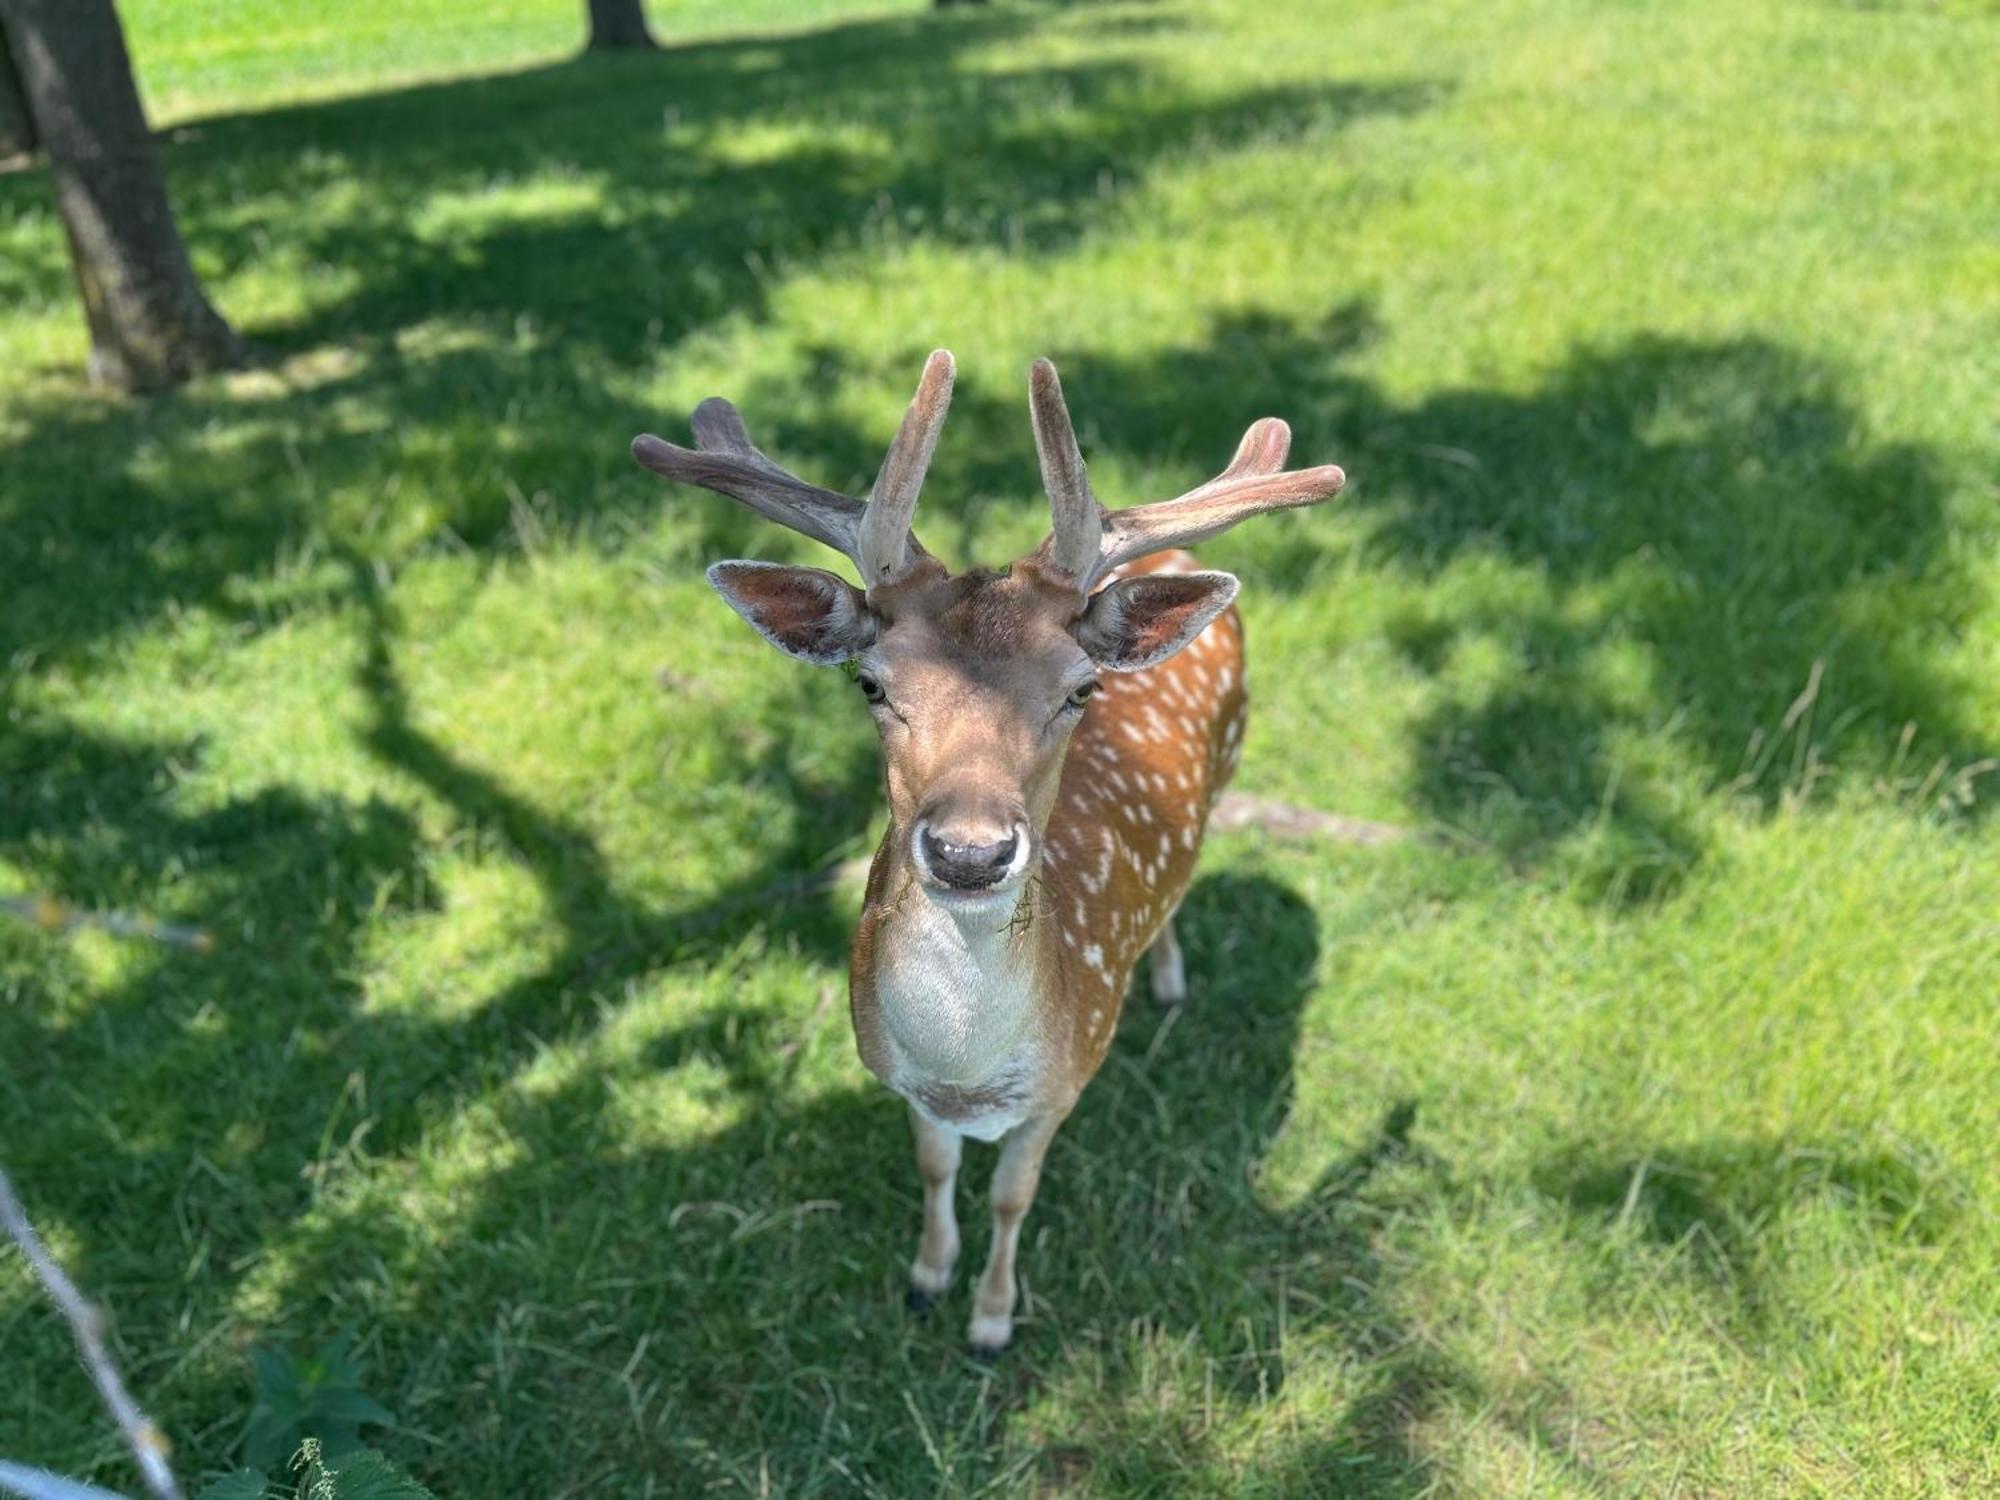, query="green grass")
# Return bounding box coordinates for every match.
[3,0,1998,1493]
[119,0,916,124]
